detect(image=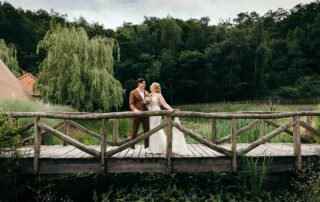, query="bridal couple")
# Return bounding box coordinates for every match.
[129,78,191,155]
